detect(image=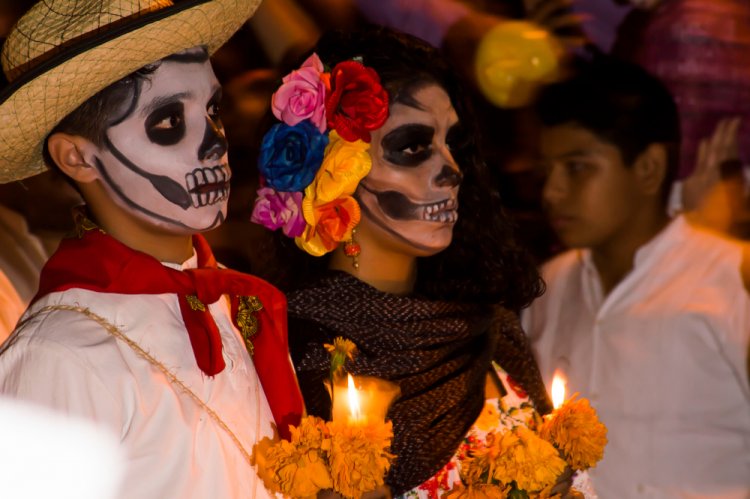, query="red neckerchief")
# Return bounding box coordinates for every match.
[33,225,303,437]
